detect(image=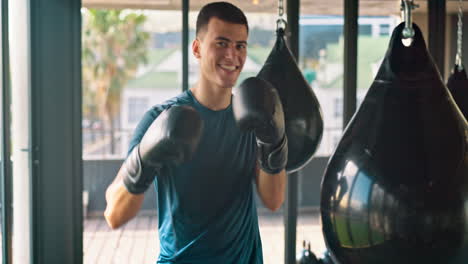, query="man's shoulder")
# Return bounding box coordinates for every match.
[148,90,195,115]
[128,90,195,154]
